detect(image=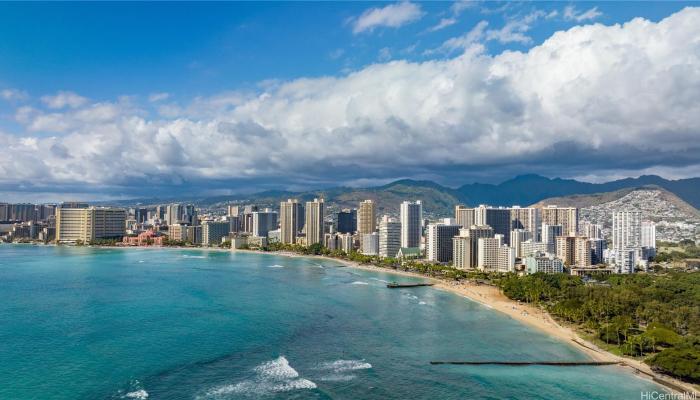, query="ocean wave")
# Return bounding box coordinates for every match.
[315,359,372,382]
[124,389,149,399]
[369,278,389,283]
[267,264,286,268]
[418,301,427,305]
[350,281,369,285]
[182,255,206,259]
[200,356,316,398]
